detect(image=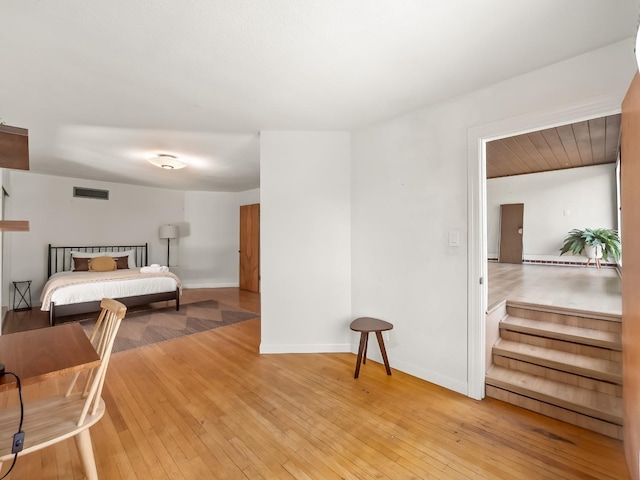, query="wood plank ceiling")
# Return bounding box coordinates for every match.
[486,114,620,178]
